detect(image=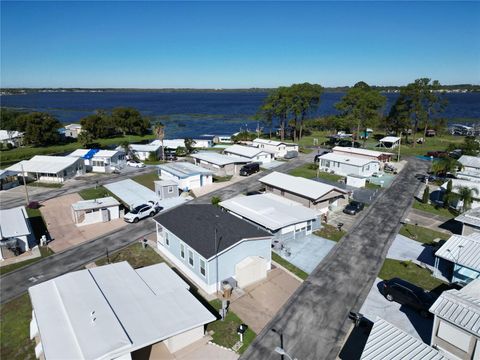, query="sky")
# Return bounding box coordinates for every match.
[1,1,479,88]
